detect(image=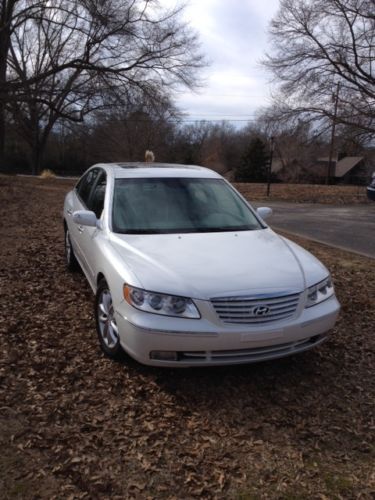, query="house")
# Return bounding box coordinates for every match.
[269,155,372,184]
[334,157,368,184]
[316,156,369,184]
